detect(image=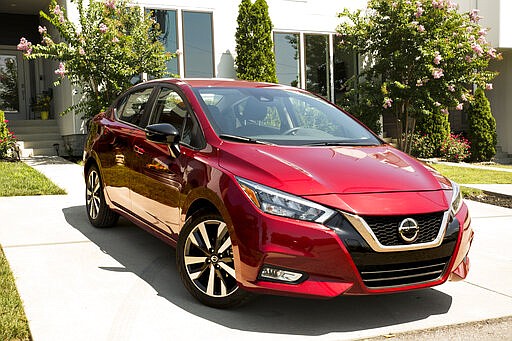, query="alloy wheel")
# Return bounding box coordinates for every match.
[183,219,238,298]
[86,169,101,220]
